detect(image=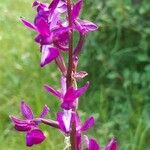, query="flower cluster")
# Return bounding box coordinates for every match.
[10,0,118,150]
[21,0,97,68]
